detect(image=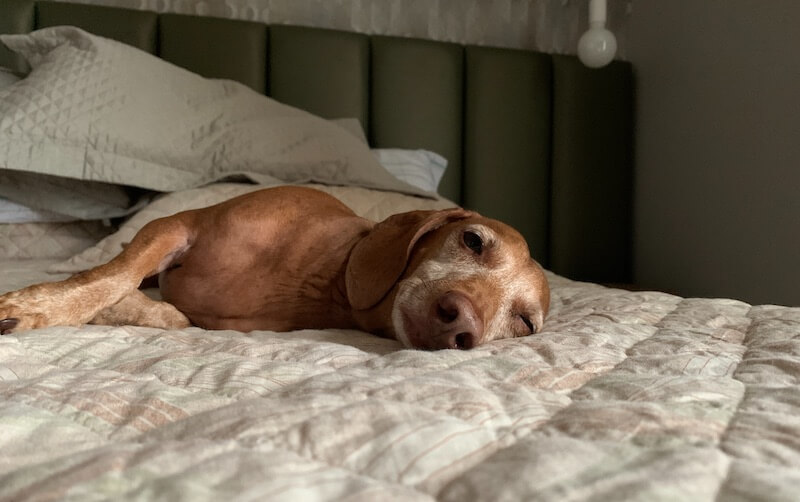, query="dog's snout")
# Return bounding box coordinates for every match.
[453,332,477,350]
[435,299,459,323]
[433,291,484,350]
